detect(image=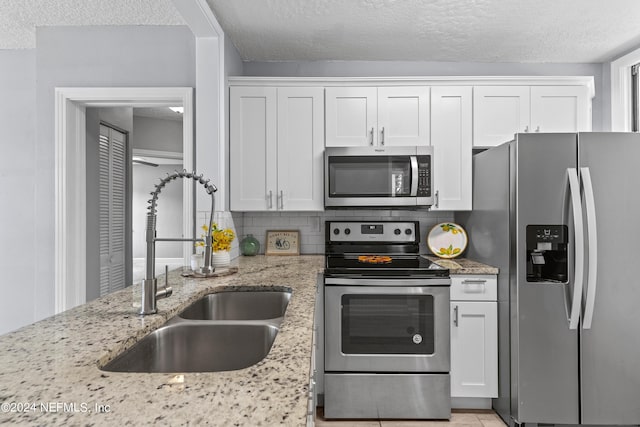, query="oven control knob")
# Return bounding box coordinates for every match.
[394,228,401,235]
[333,228,340,235]
[405,228,412,235]
[412,334,423,344]
[344,228,351,235]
